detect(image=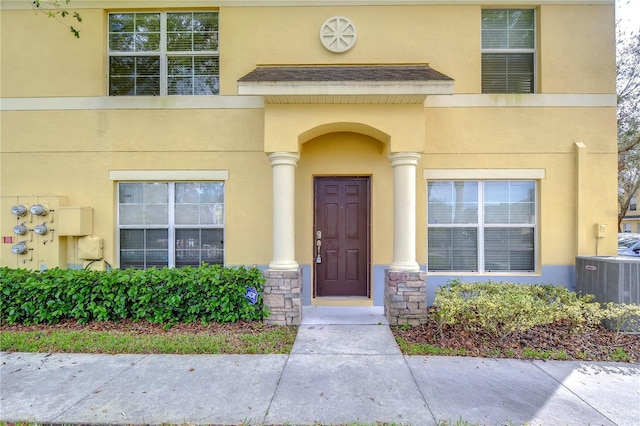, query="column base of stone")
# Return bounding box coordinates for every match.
[384,269,428,326]
[263,268,302,326]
